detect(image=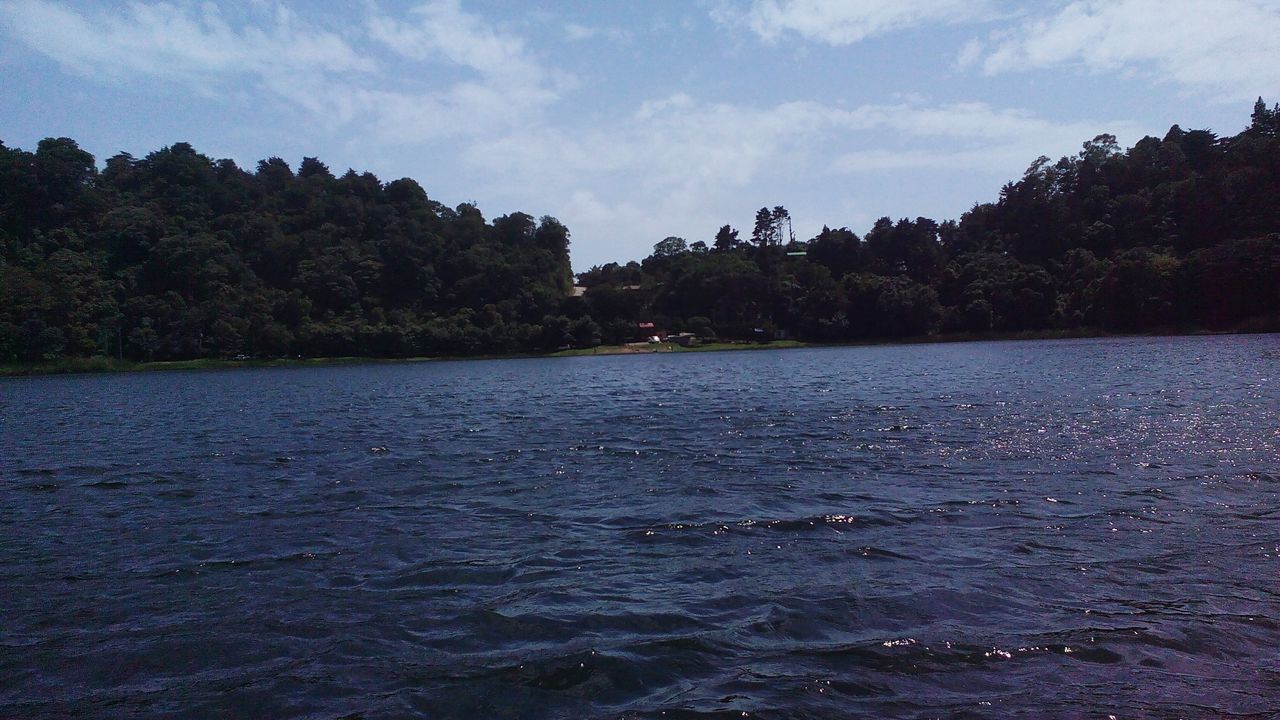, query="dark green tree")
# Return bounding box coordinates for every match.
[713,224,739,251]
